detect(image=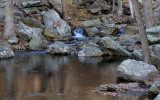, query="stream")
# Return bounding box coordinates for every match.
[0,51,147,100]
